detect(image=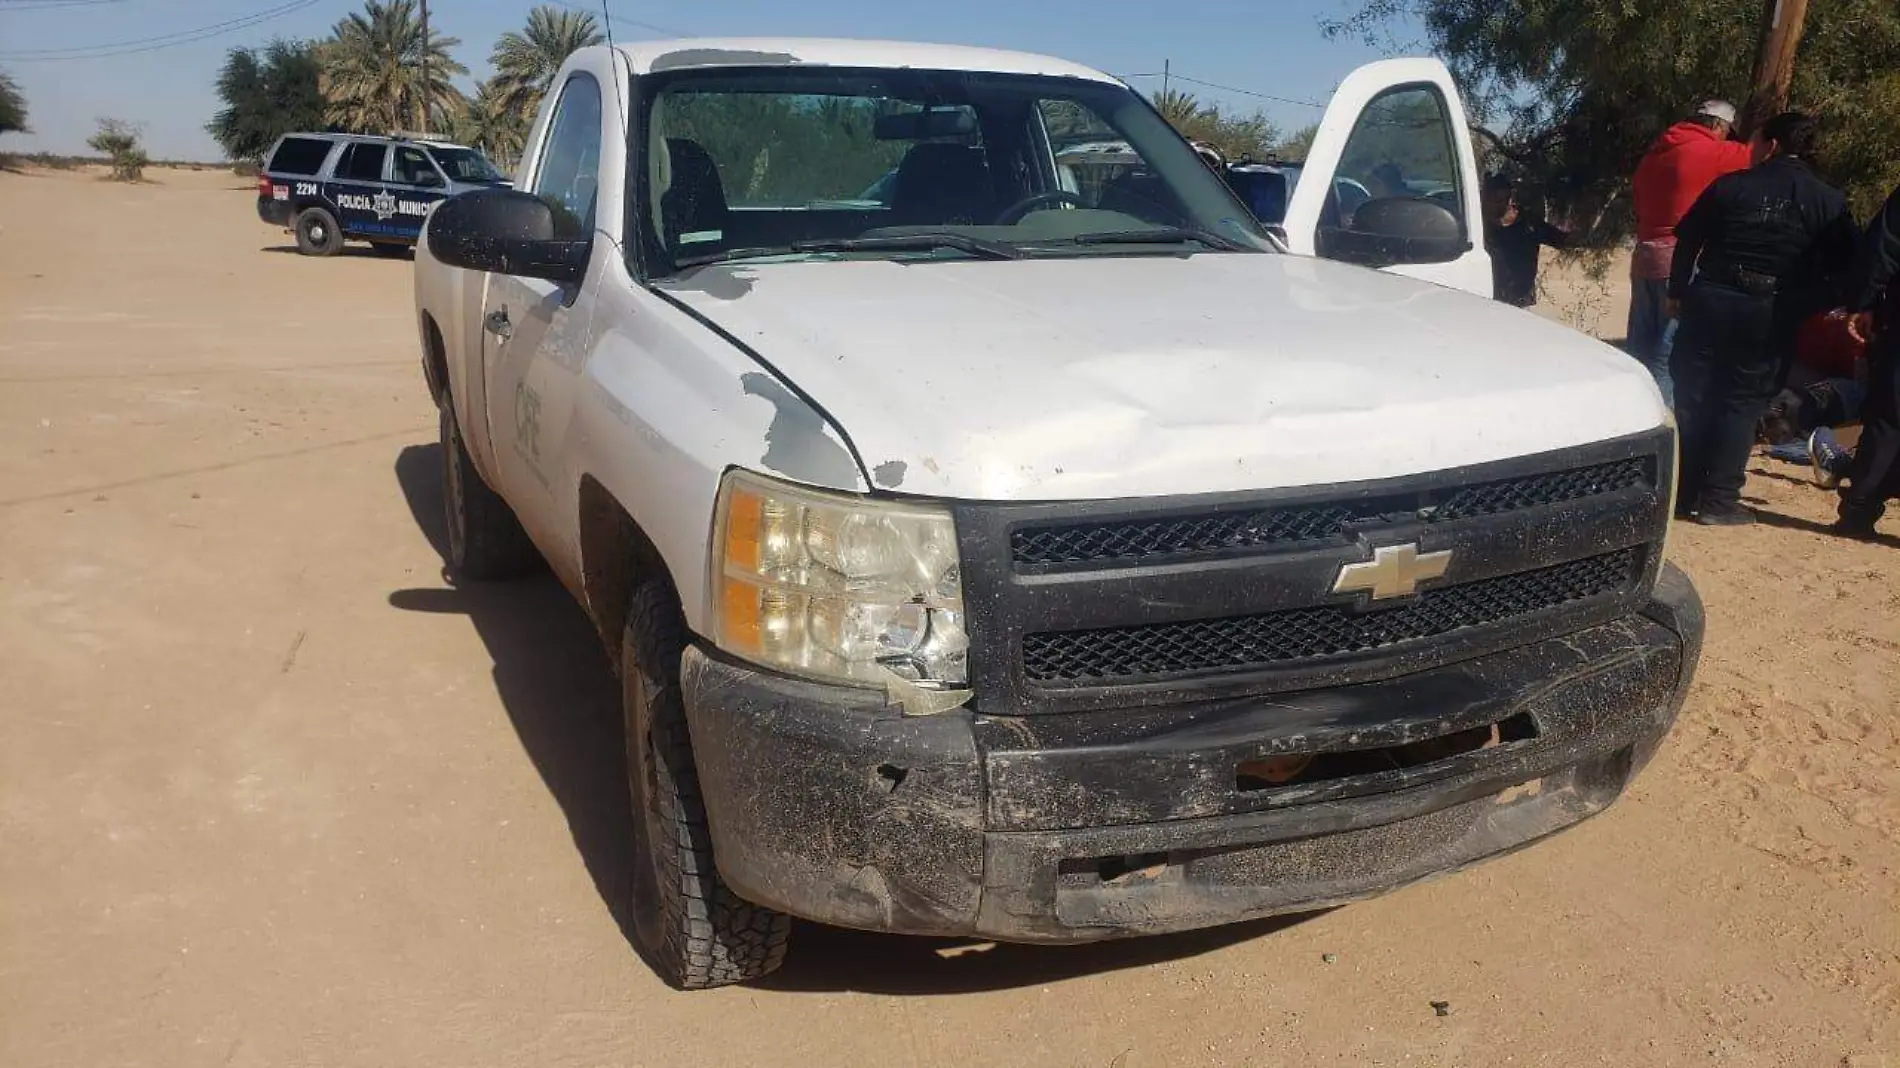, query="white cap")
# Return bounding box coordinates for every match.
[1696,99,1738,125]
